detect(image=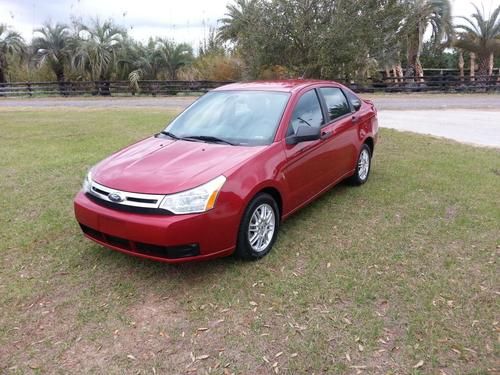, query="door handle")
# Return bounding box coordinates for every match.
[321,130,333,140]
